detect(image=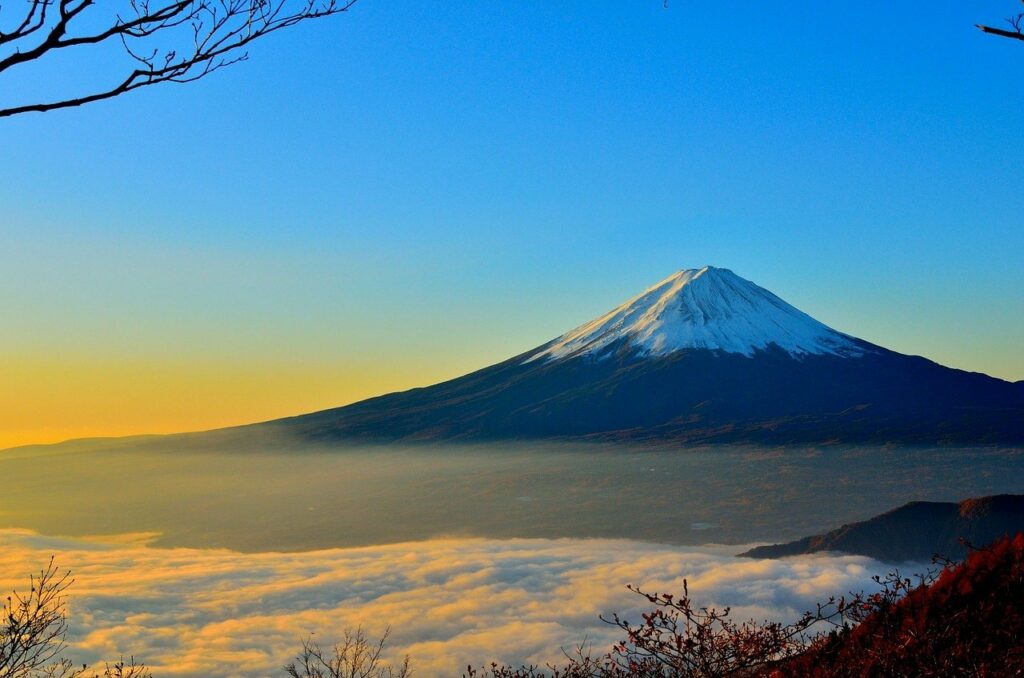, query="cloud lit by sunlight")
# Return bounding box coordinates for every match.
[0,530,898,677]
